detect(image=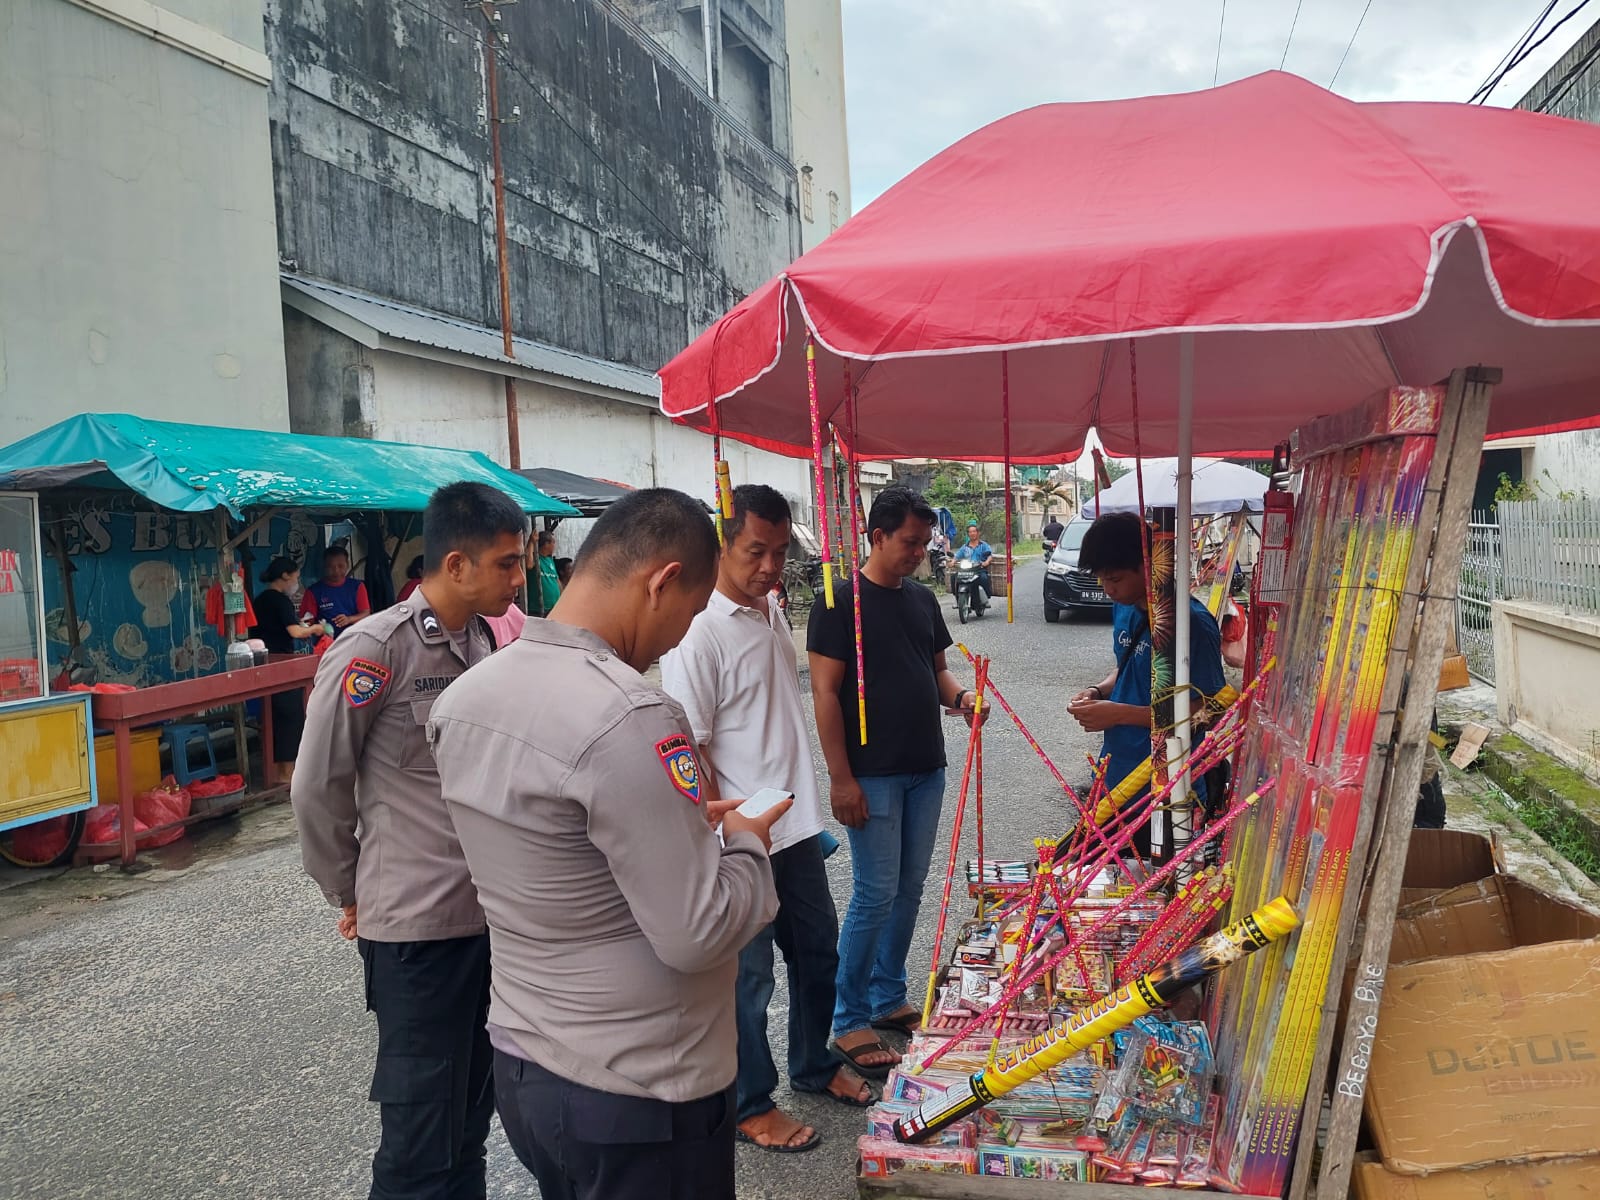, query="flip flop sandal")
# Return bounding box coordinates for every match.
[736,1125,822,1154]
[871,1011,923,1038]
[830,1037,898,1080]
[797,1079,876,1109]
